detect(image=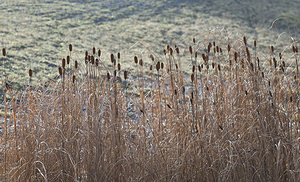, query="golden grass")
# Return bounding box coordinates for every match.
[0,34,299,181]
